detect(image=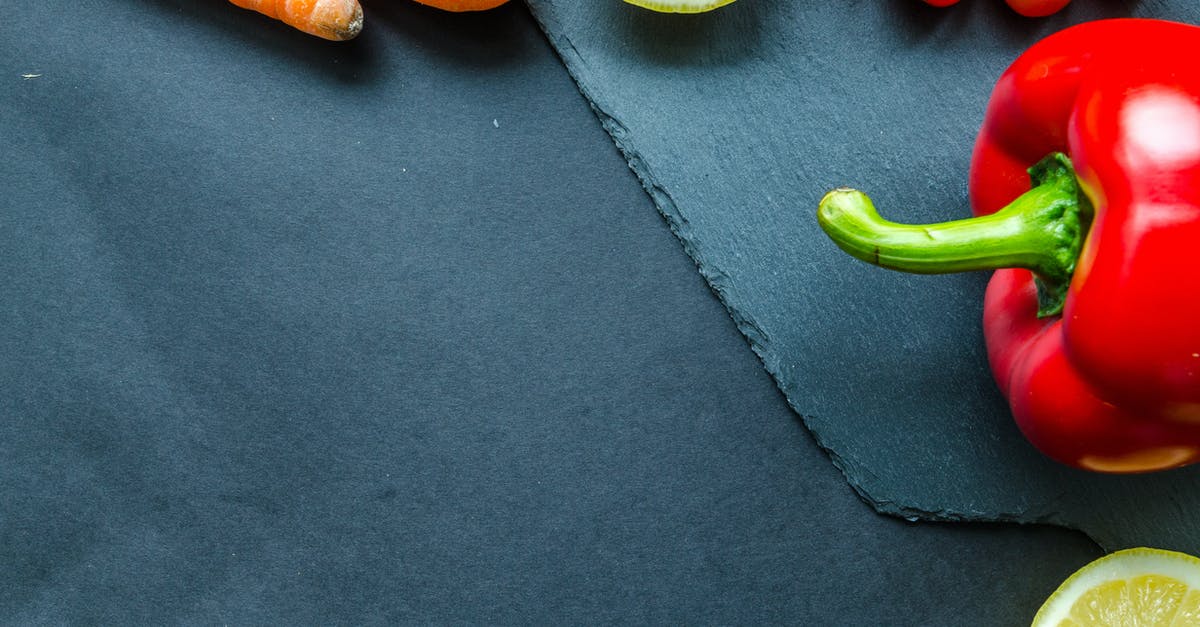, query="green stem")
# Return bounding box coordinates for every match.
[816,153,1090,317]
